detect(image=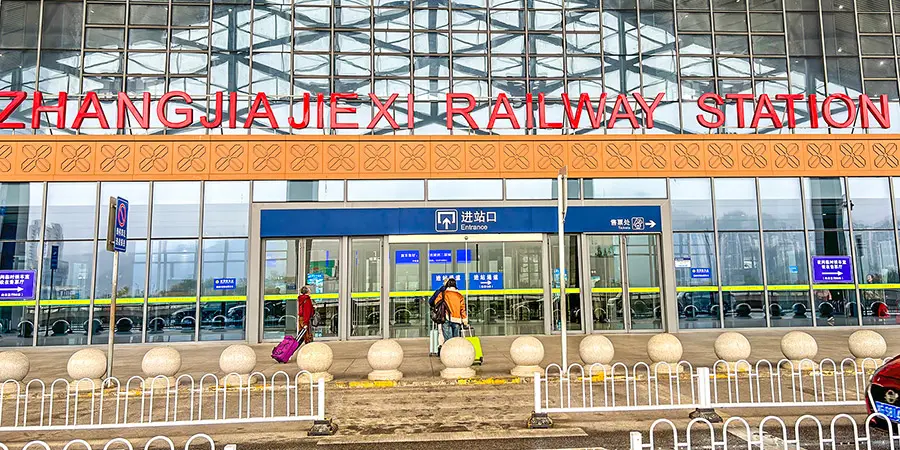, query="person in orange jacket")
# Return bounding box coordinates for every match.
[438,277,468,341]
